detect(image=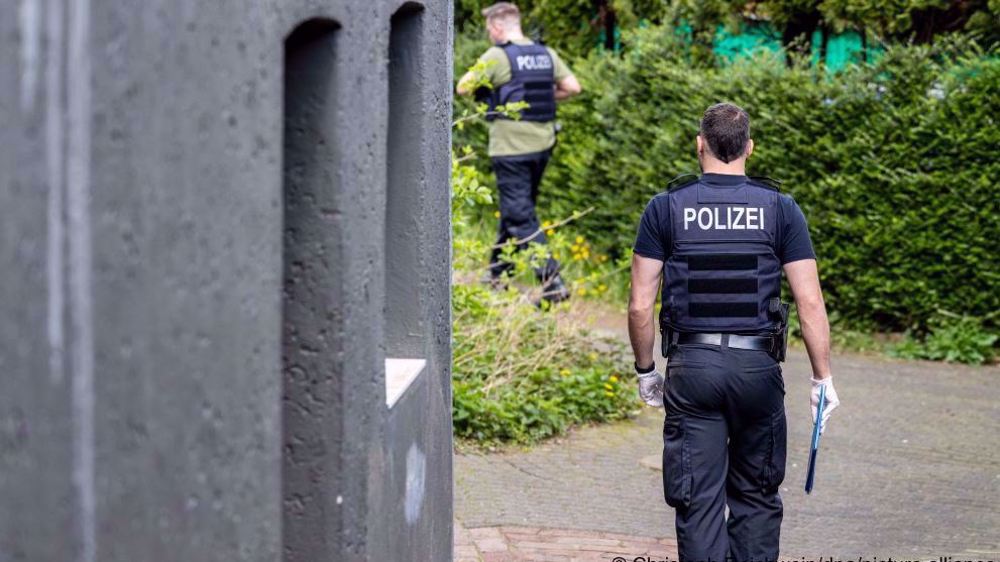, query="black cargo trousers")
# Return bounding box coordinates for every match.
[662,342,787,562]
[488,149,560,281]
